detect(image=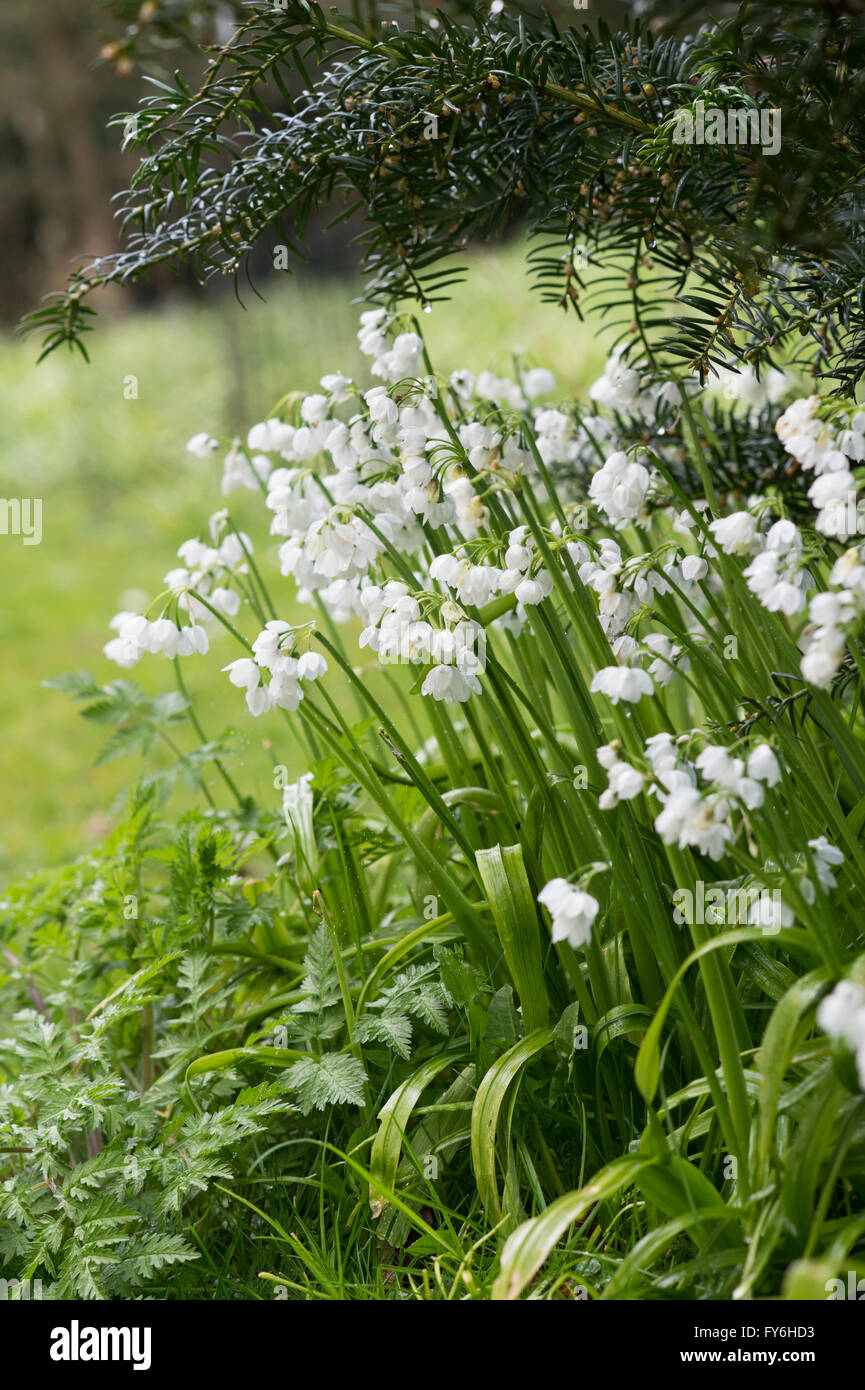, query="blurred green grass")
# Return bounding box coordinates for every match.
[0,244,609,879]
